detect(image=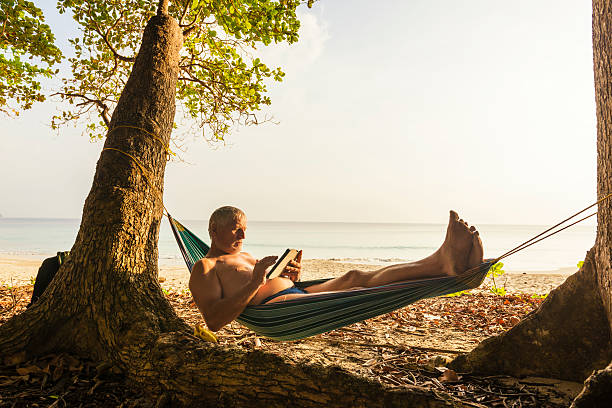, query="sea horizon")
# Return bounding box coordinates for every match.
[0,217,596,274]
[0,215,598,227]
